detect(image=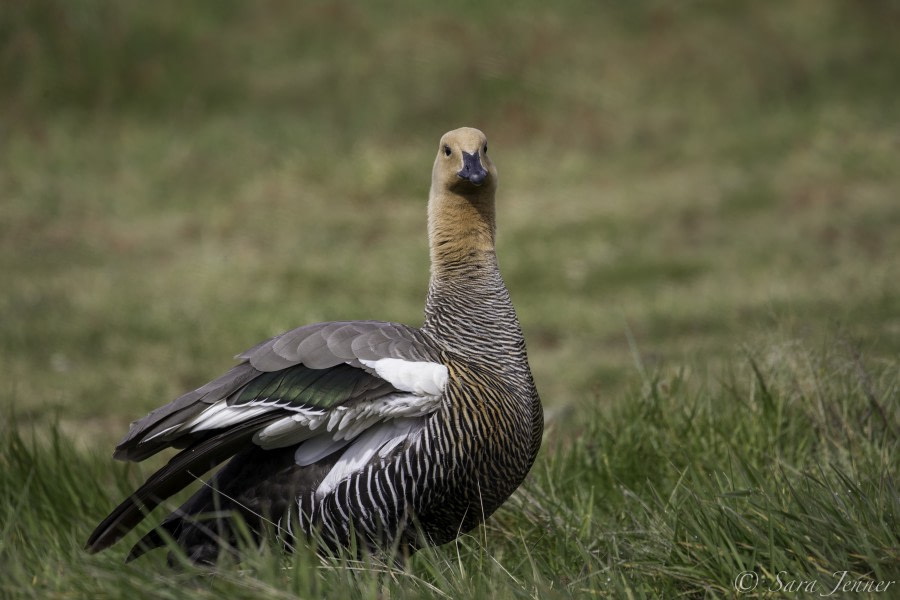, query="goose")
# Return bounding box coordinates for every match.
[86,127,544,564]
